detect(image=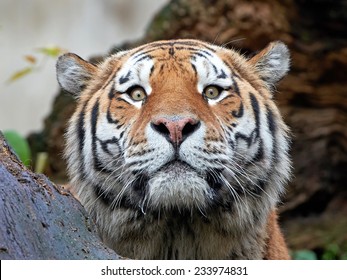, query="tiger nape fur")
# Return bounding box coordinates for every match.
[56,39,291,260]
